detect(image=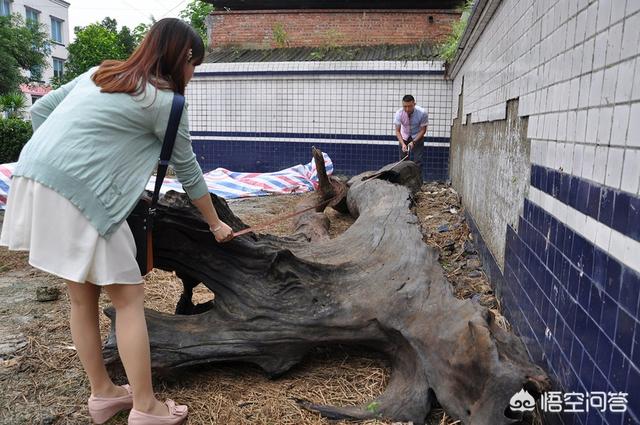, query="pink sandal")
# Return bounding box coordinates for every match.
[128,399,188,425]
[88,384,134,424]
